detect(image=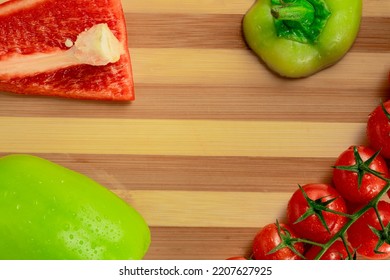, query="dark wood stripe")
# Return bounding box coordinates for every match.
[127,13,245,49]
[127,14,390,53]
[354,16,390,53]
[144,227,258,260]
[144,225,369,260]
[0,84,388,123]
[0,153,338,193]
